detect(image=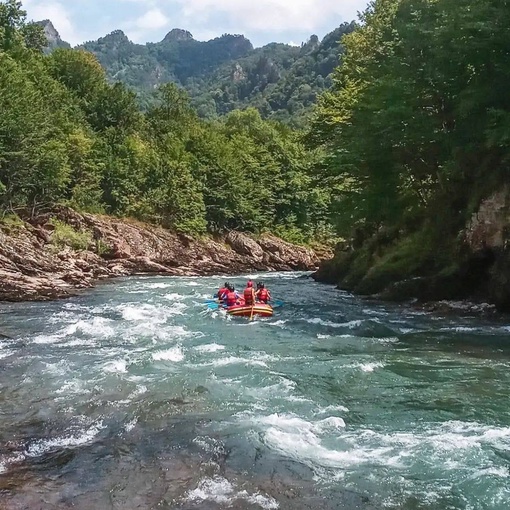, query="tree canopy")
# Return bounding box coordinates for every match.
[310,0,510,292]
[0,0,332,244]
